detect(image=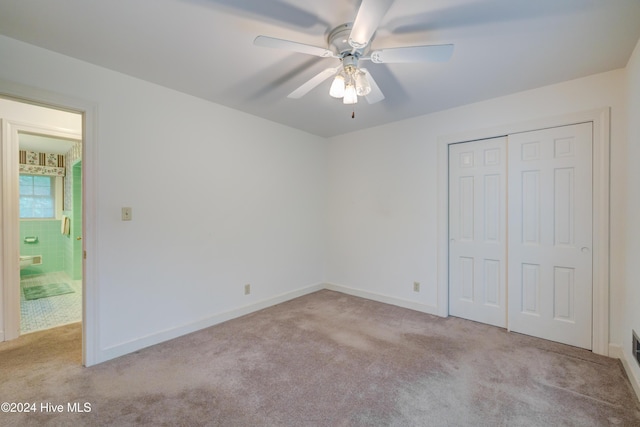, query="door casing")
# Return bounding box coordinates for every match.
[0,79,99,366]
